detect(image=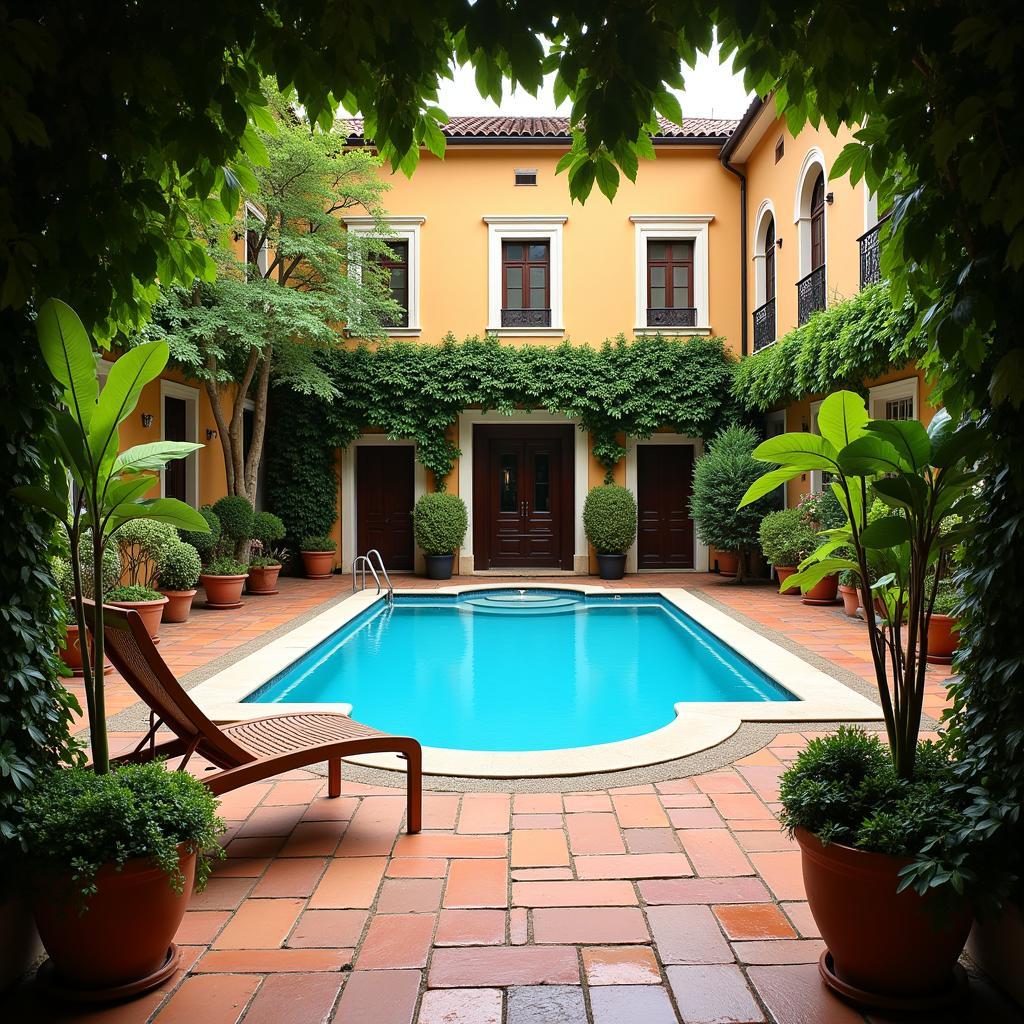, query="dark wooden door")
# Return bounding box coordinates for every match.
[473,425,574,569]
[164,396,187,502]
[637,444,695,570]
[356,446,415,570]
